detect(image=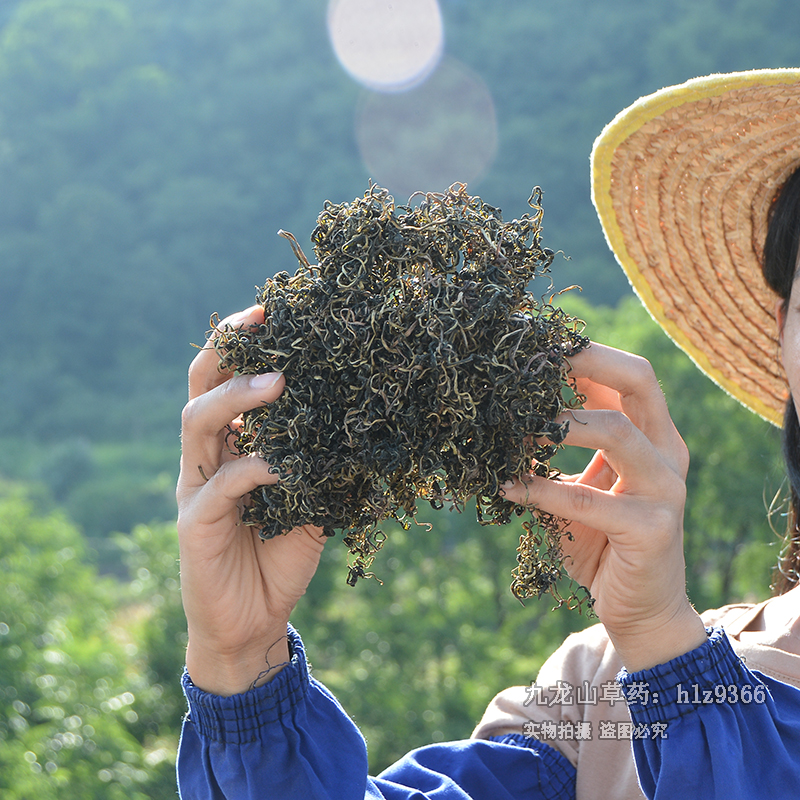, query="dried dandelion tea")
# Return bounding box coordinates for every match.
[212,183,590,607]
